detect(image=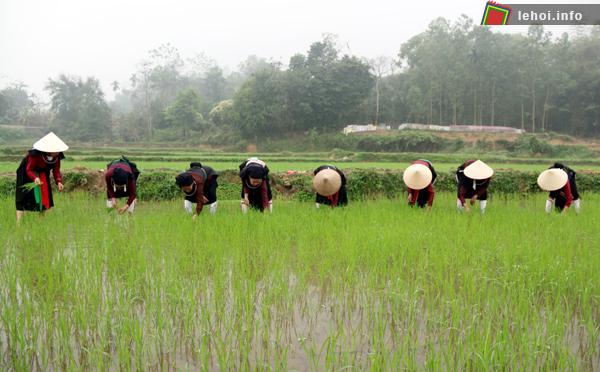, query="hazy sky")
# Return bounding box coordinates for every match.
[0,0,595,100]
